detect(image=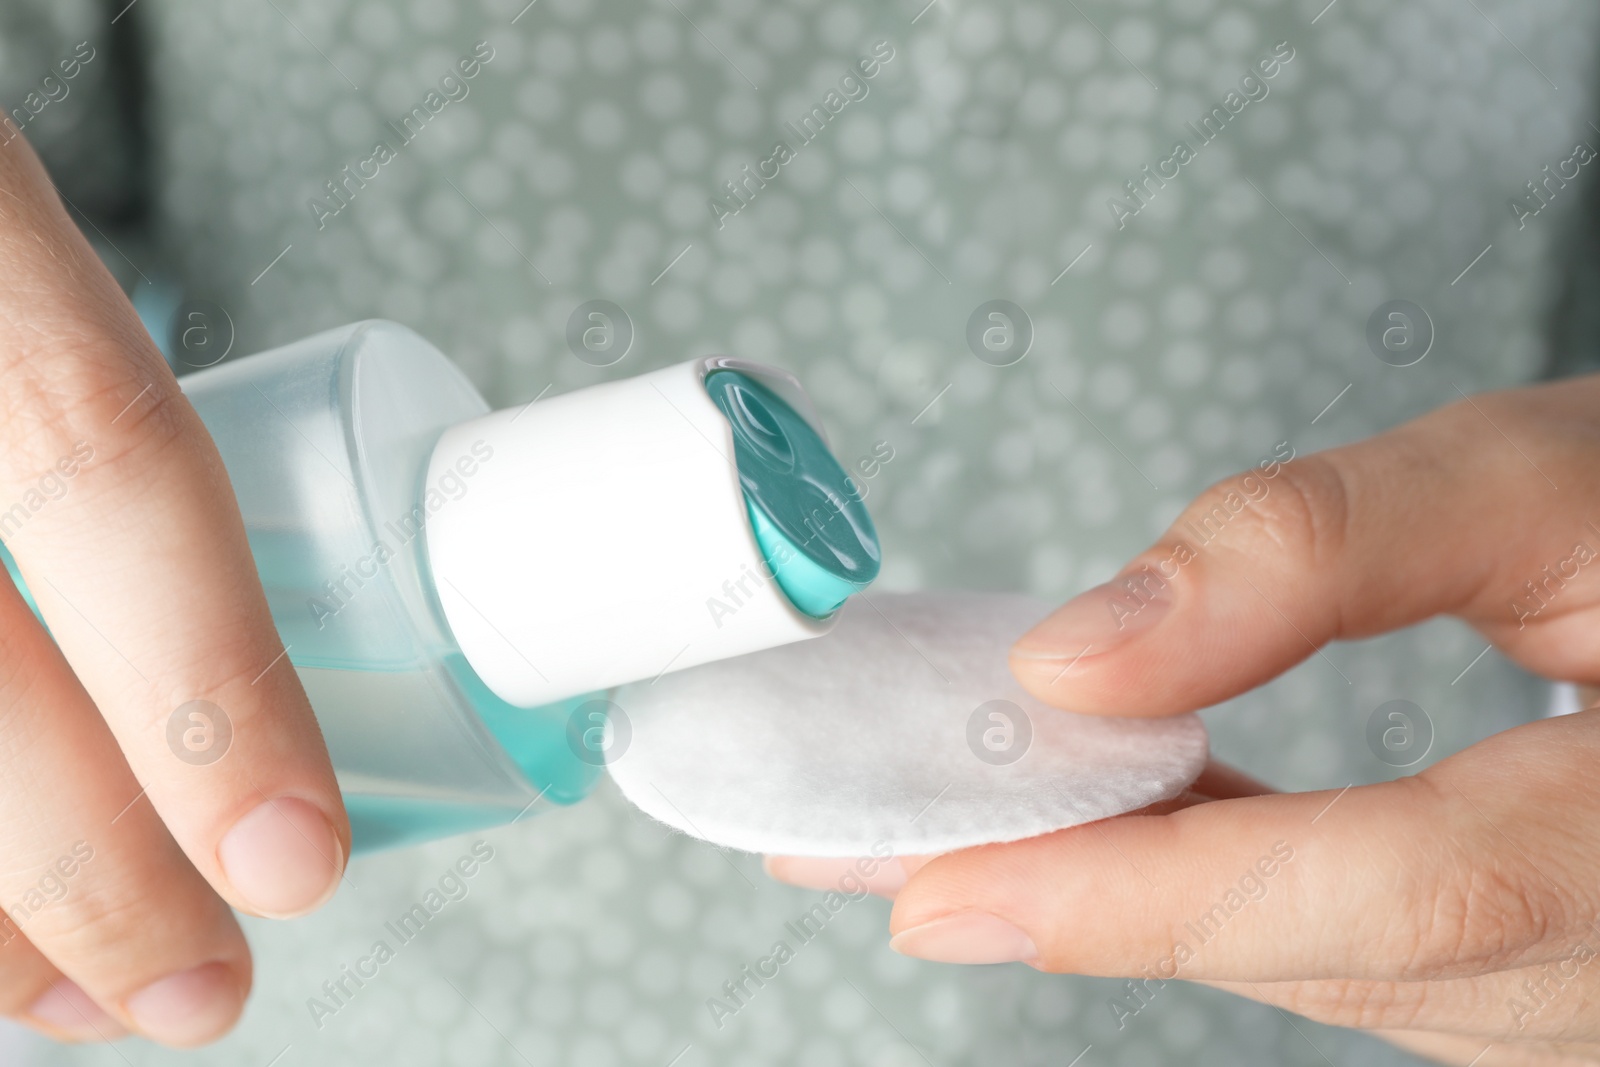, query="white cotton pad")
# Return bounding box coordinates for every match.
[607,591,1208,856]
